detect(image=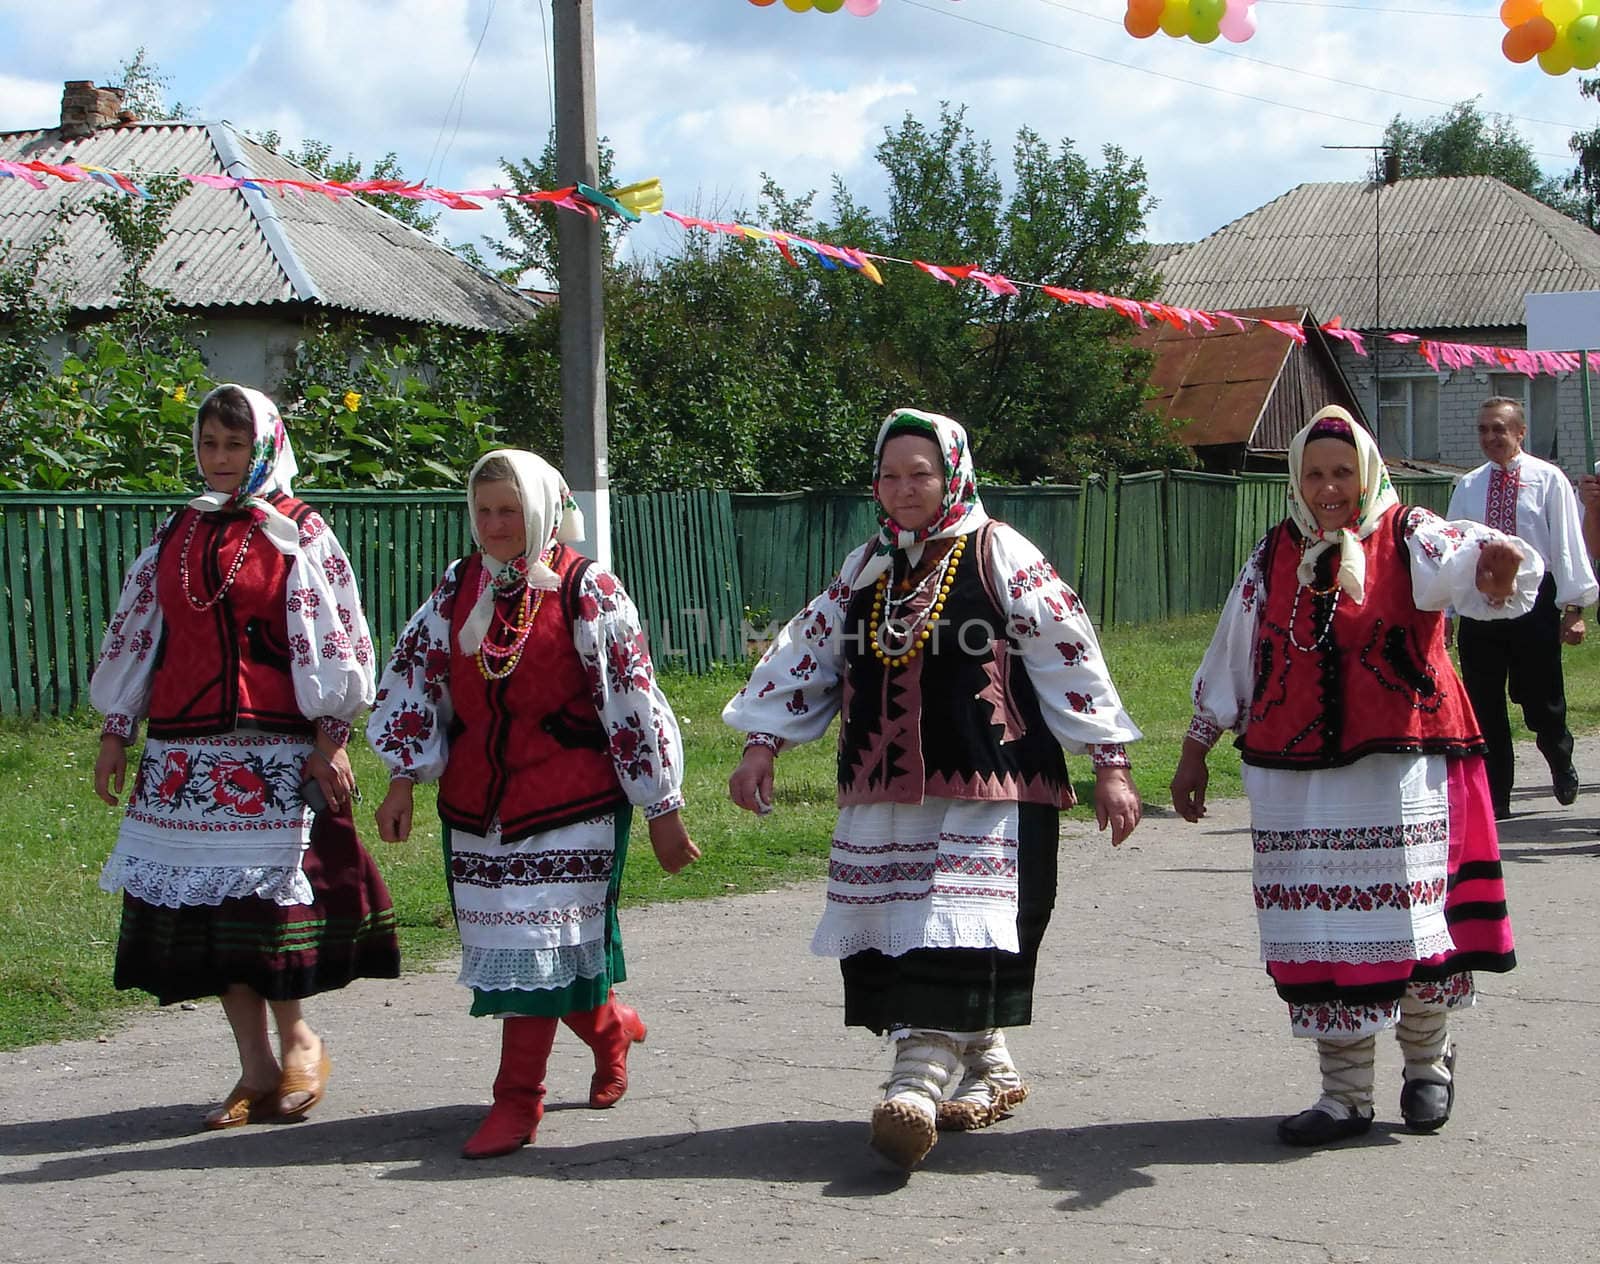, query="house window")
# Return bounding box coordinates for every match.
[1487,373,1558,461]
[1378,375,1439,460]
